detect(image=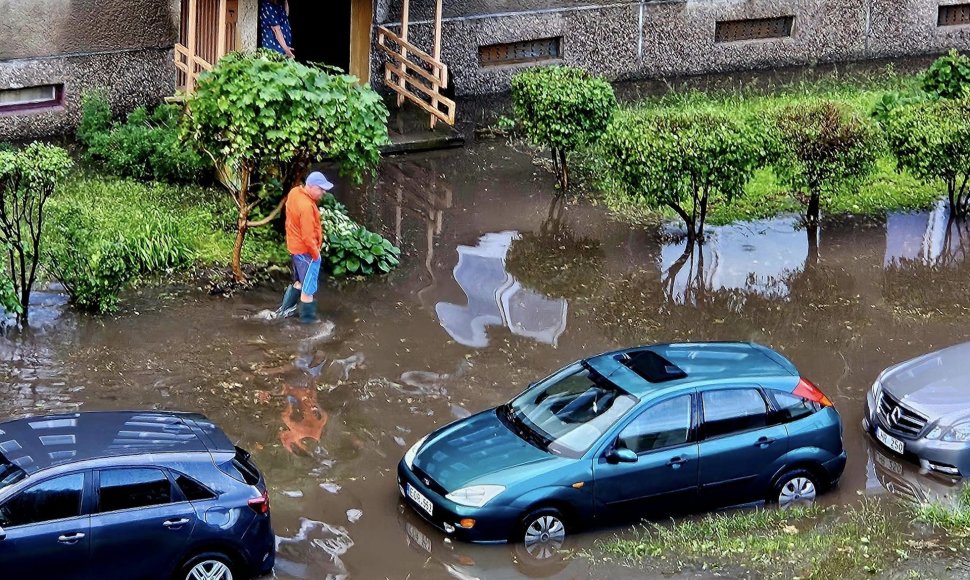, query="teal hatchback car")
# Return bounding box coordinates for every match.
[398,342,845,552]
